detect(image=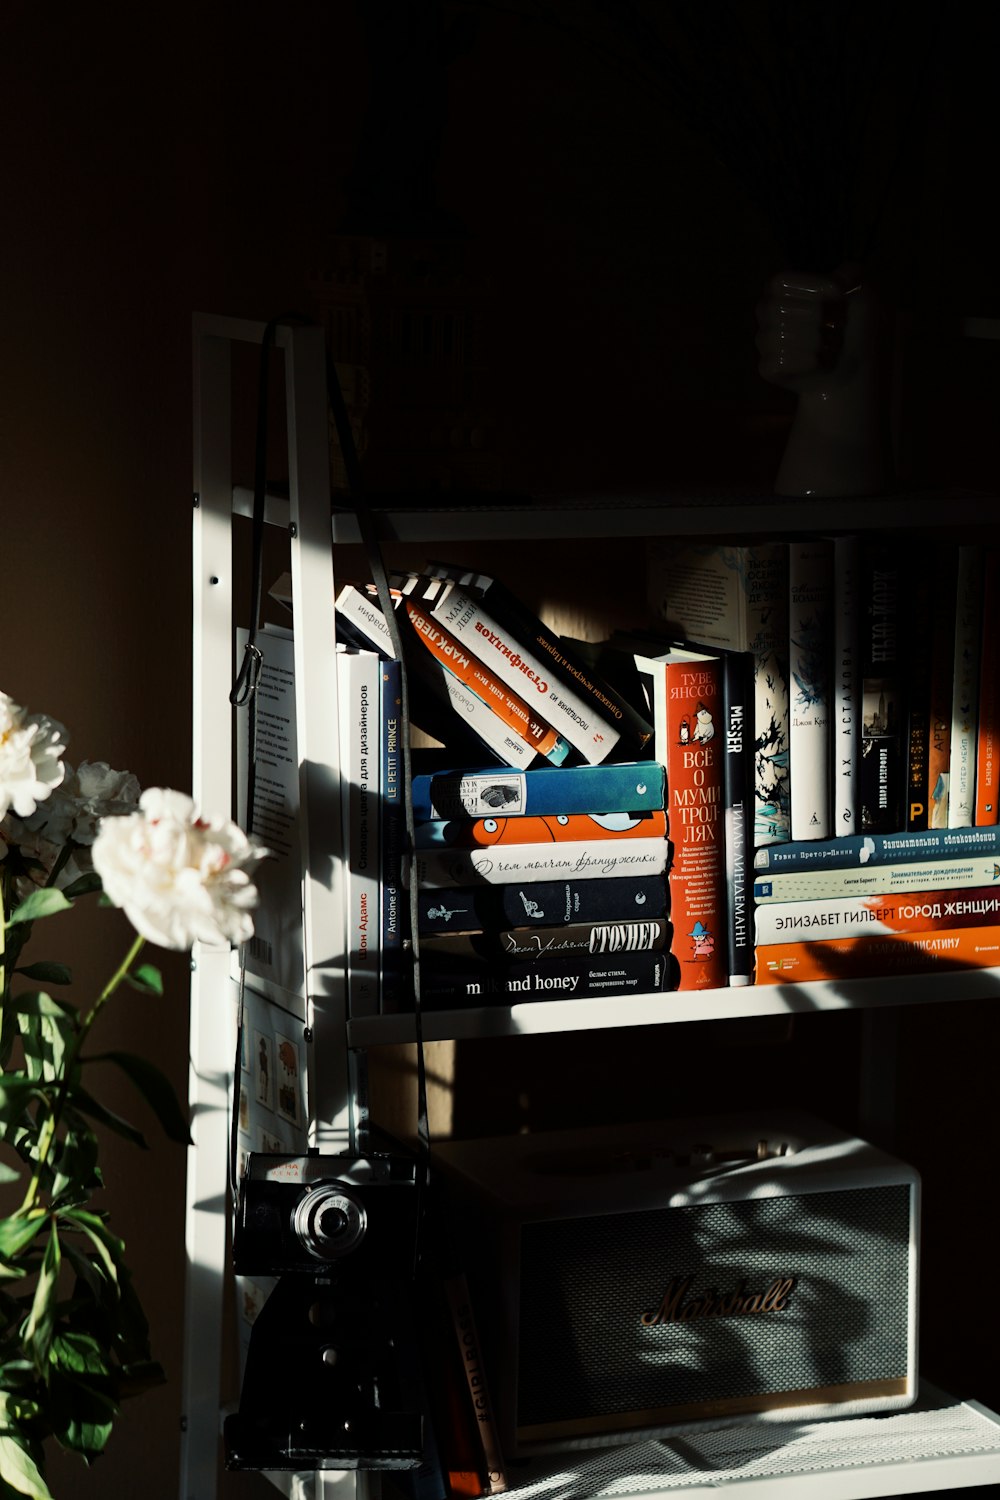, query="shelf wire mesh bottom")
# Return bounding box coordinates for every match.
[500,1400,1000,1498]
